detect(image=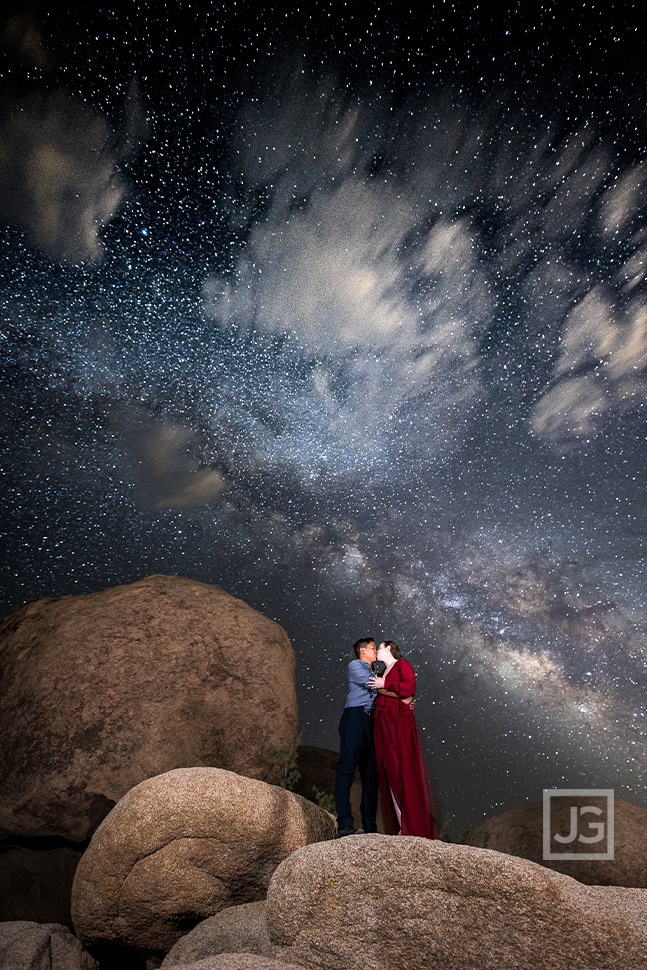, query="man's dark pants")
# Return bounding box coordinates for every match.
[334,705,378,832]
